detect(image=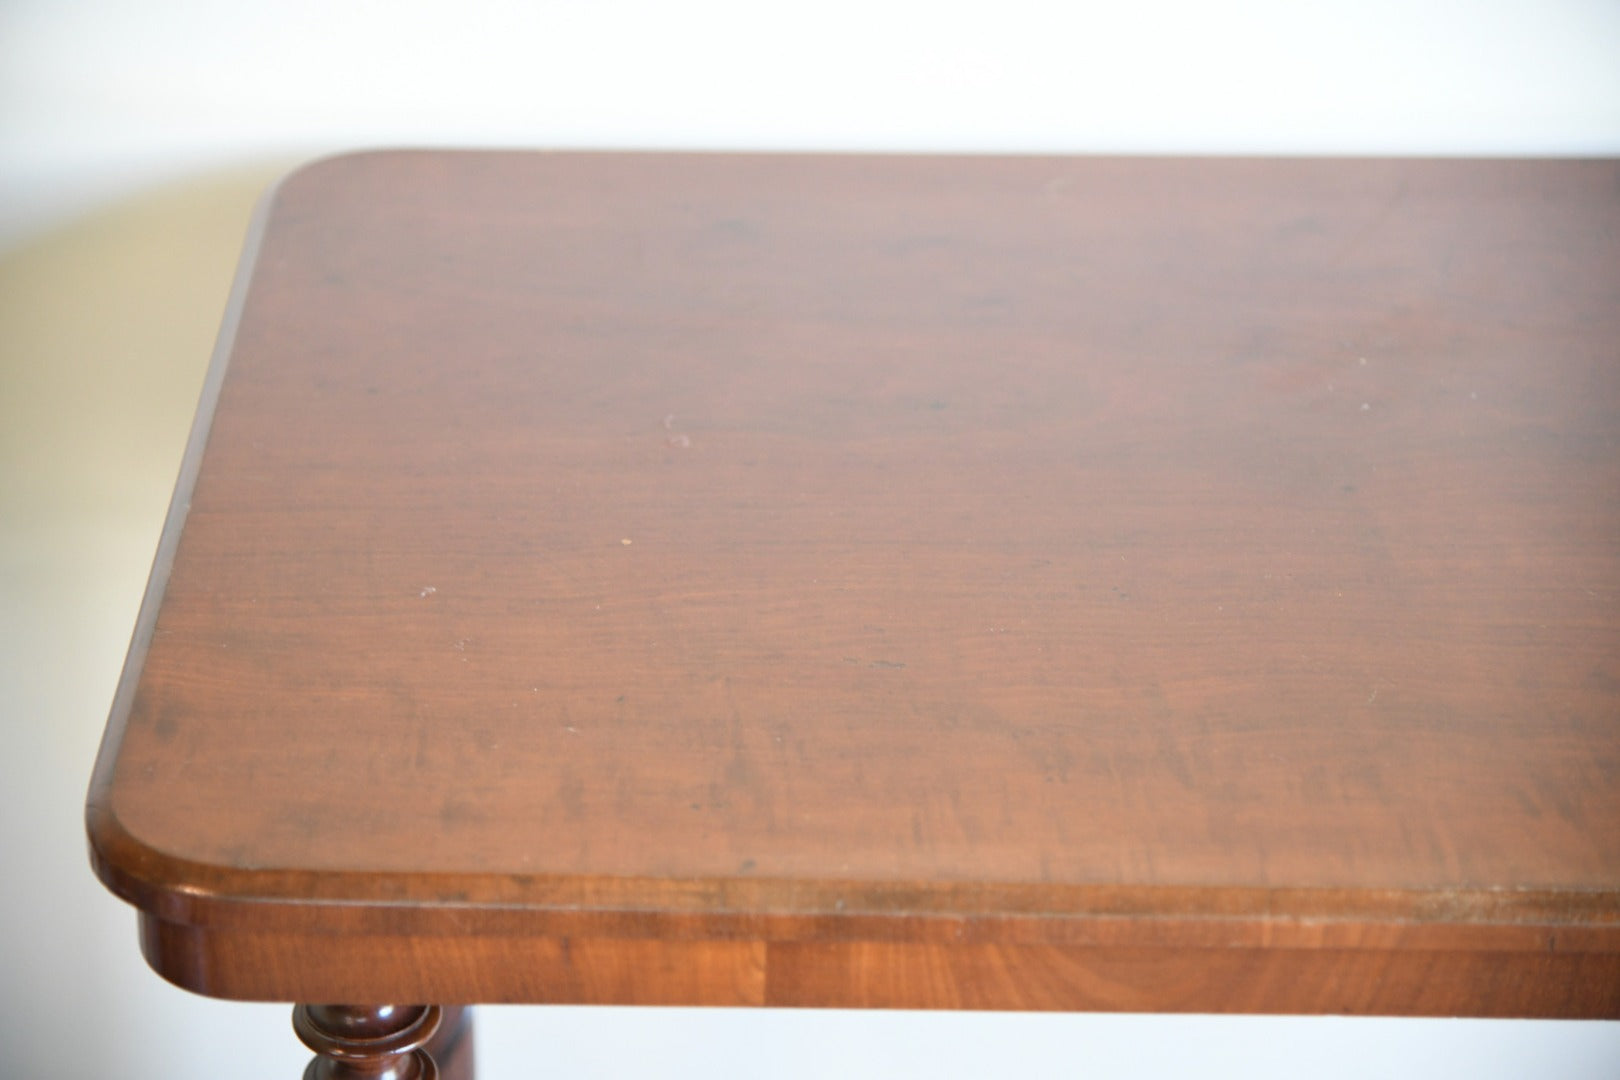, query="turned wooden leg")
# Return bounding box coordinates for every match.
[293,1004,442,1080]
[424,1006,475,1080]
